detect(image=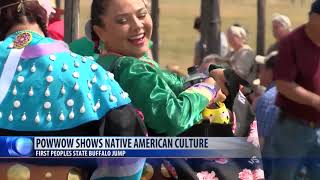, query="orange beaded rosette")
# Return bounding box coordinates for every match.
[13,32,32,49]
